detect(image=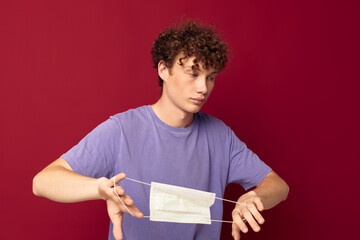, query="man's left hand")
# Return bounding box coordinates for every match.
[231,191,265,240]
